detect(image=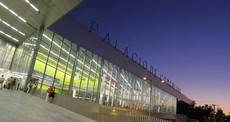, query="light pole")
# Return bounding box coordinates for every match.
[212,104,218,122]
